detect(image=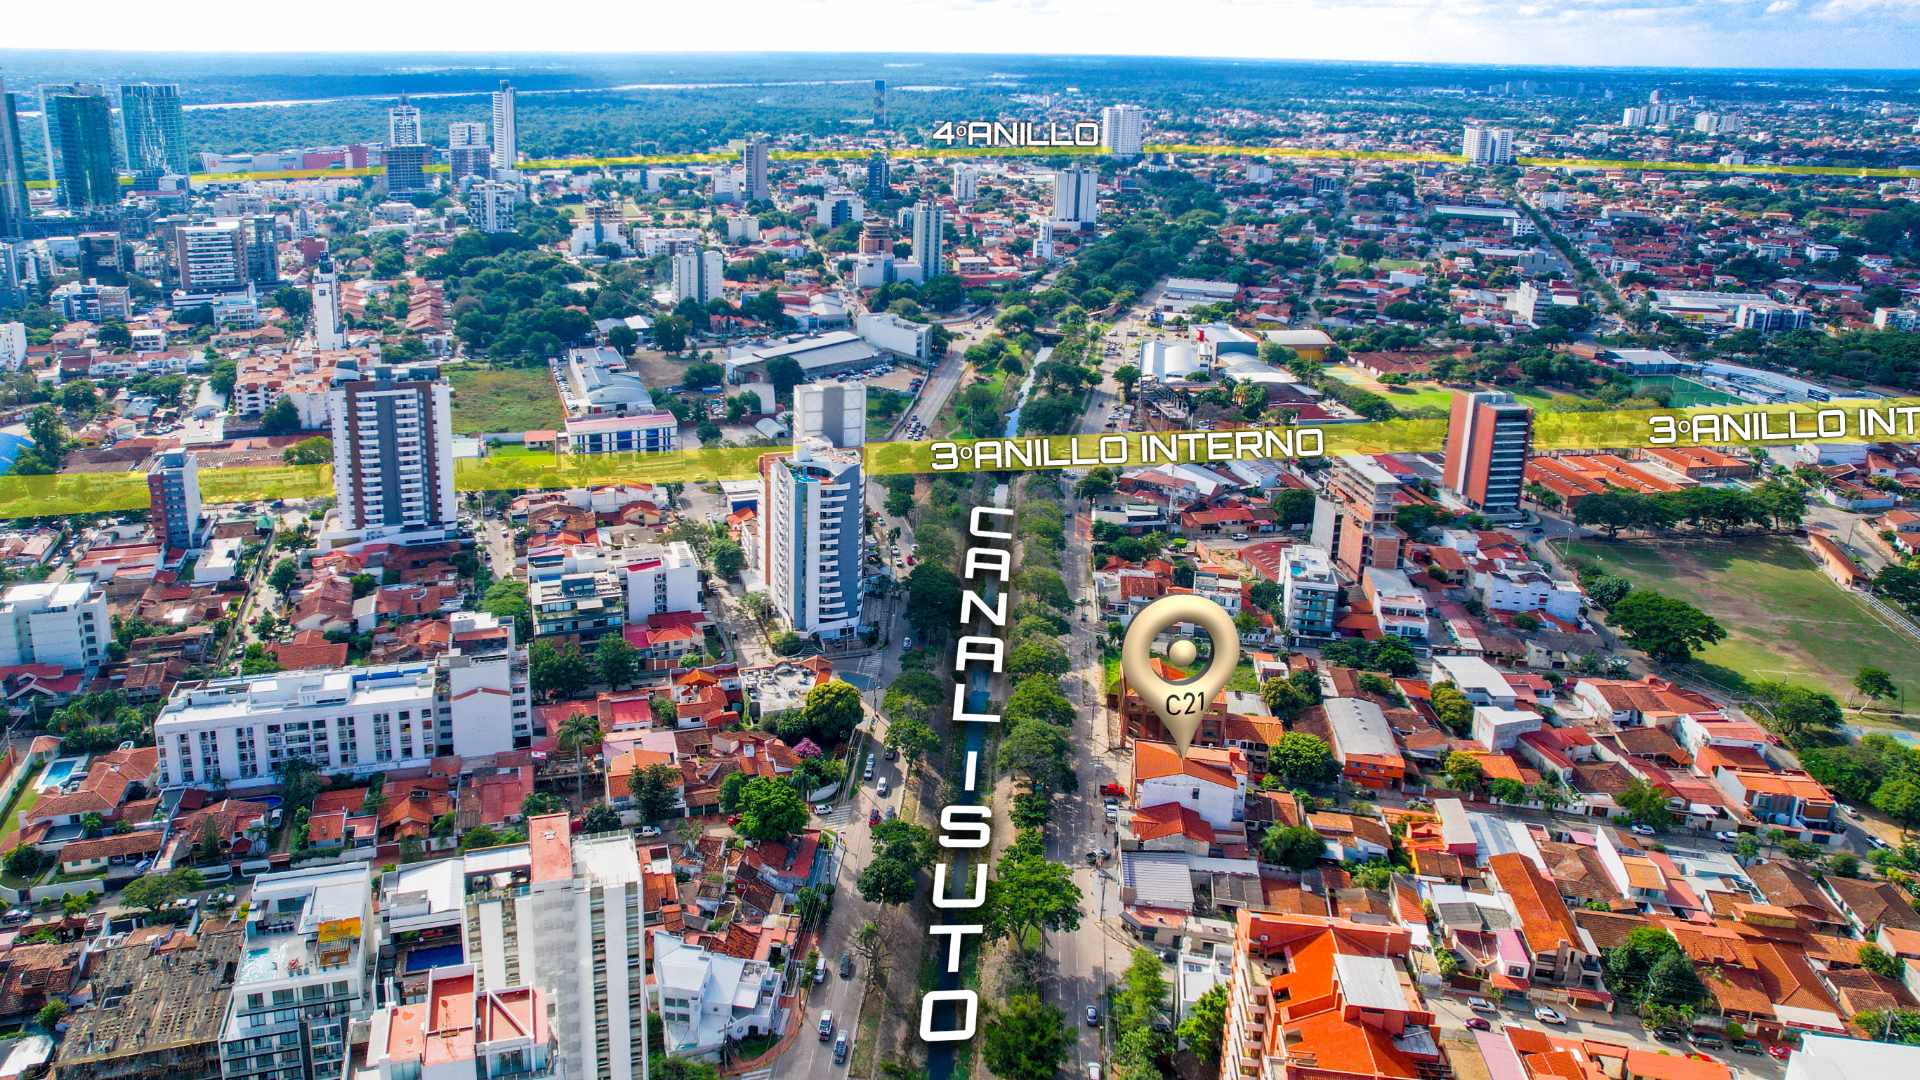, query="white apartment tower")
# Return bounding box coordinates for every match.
[1052,167,1099,228]
[463,816,651,1080]
[448,121,488,148]
[1462,125,1515,165]
[910,199,944,280]
[763,436,864,640]
[792,380,866,450]
[951,164,979,203]
[490,81,518,171]
[1101,104,1146,156]
[467,180,518,234]
[311,255,346,349]
[389,95,422,147]
[742,137,770,202]
[0,581,109,670]
[329,367,457,540]
[671,247,724,305]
